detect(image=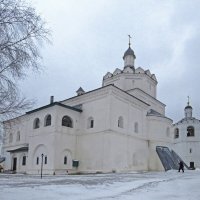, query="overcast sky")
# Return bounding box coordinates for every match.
[21,0,200,122]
